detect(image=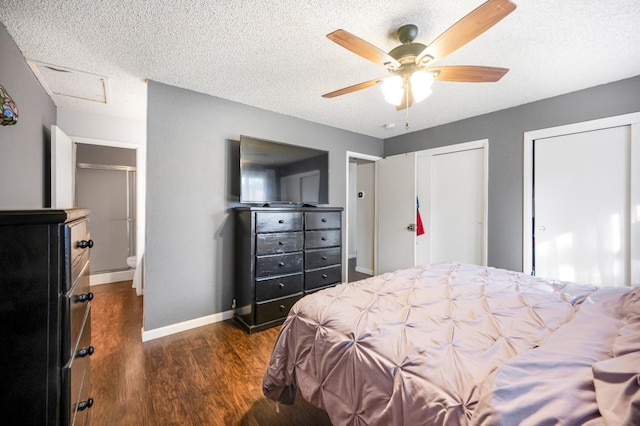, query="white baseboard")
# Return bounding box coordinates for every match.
[141,309,235,342]
[355,266,373,275]
[90,269,135,286]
